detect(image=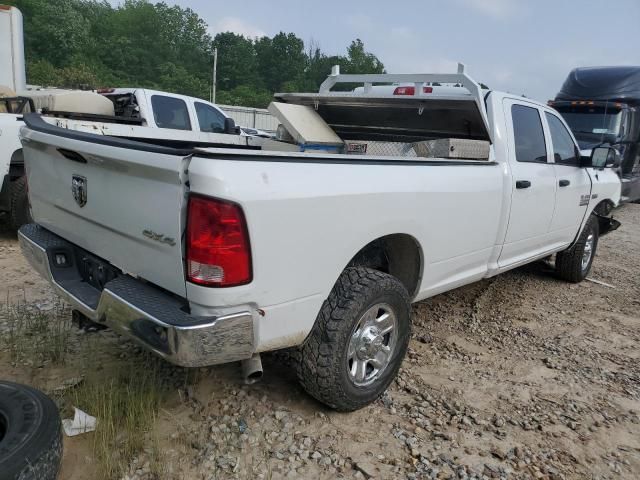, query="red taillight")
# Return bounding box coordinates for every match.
[393,86,433,95]
[186,195,252,287]
[96,88,115,94]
